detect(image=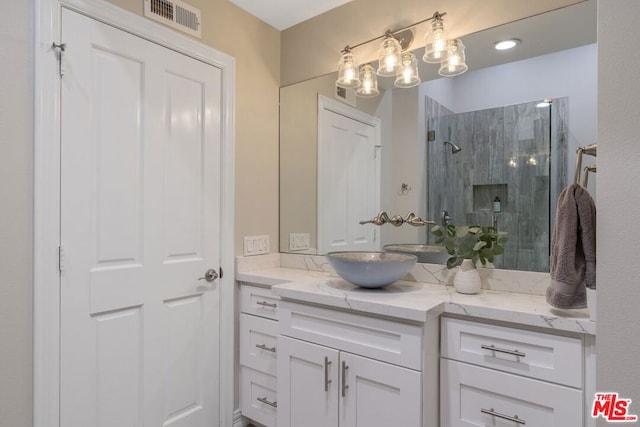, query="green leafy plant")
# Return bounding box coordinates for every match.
[431,224,507,269]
